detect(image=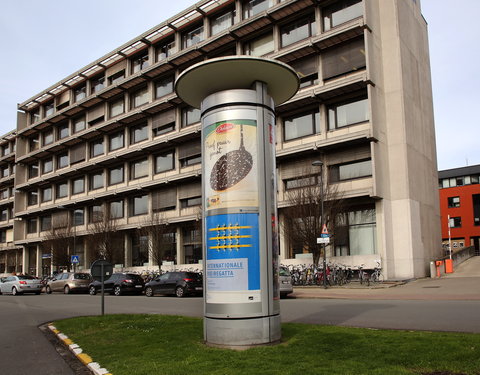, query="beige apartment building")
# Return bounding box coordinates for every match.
[5,0,440,280]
